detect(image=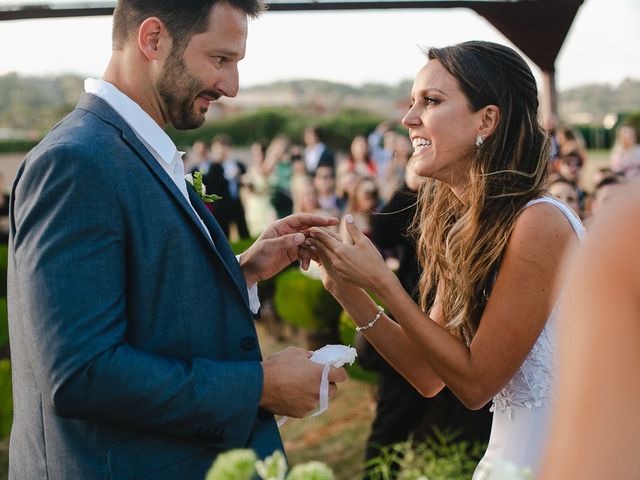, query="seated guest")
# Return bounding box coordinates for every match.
[549,177,582,218]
